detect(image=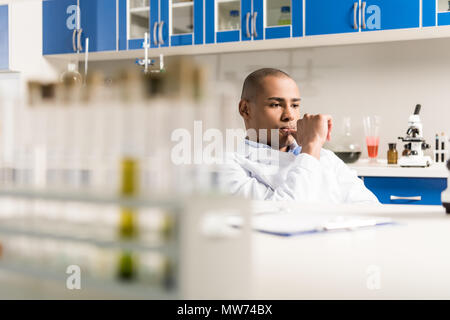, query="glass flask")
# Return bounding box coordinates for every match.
[326,117,362,164]
[60,61,82,86]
